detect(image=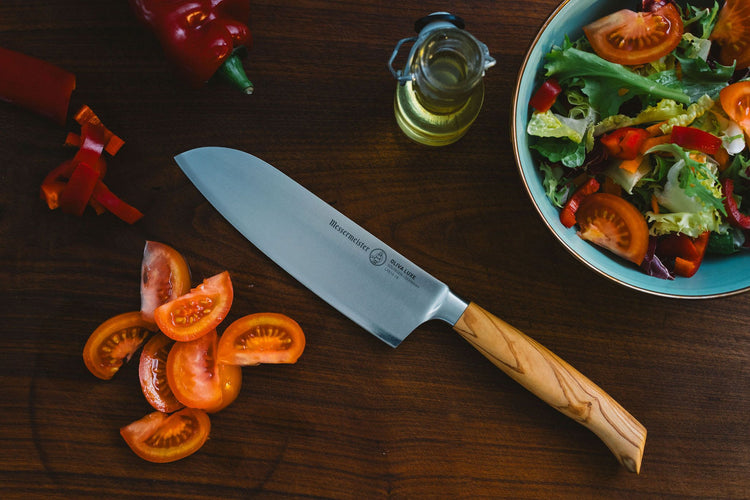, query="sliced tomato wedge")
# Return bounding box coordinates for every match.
[204,362,243,414]
[120,408,210,463]
[575,193,650,265]
[710,0,750,69]
[140,241,191,323]
[139,333,184,413]
[719,81,750,139]
[583,4,683,65]
[83,311,156,380]
[166,329,242,411]
[217,313,306,366]
[154,271,233,342]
